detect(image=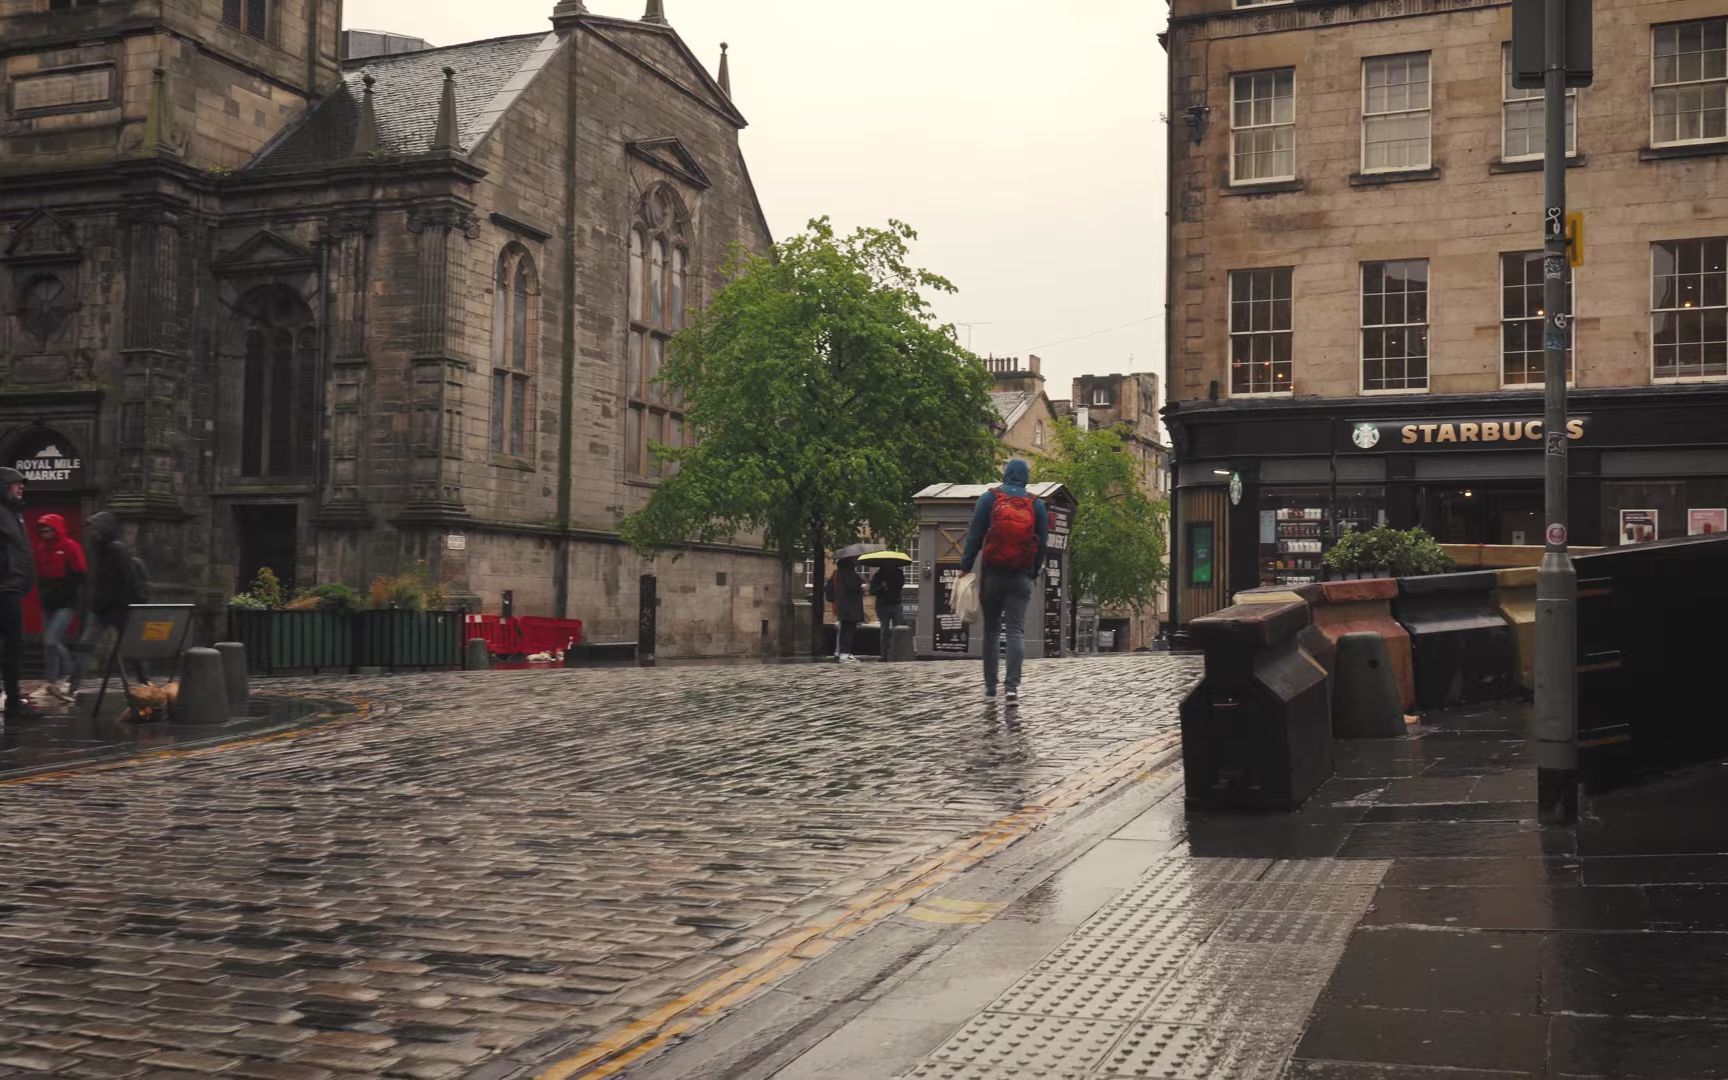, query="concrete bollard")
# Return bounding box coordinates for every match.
[213,642,249,709]
[1180,598,1331,812]
[177,647,231,726]
[889,625,915,662]
[1333,632,1407,738]
[464,637,492,671]
[1395,571,1517,709]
